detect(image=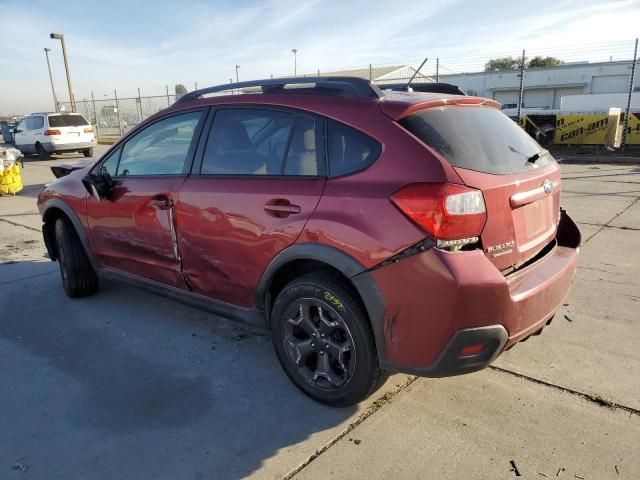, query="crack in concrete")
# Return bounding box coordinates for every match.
[582,196,640,244]
[283,376,417,479]
[0,217,40,233]
[0,269,57,287]
[578,222,640,232]
[489,366,639,416]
